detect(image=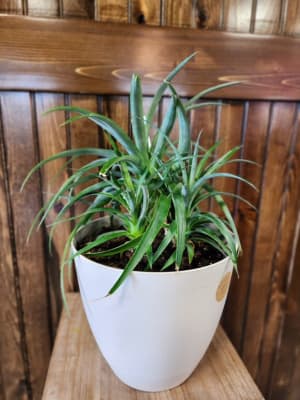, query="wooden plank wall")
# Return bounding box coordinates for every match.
[0,1,300,400]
